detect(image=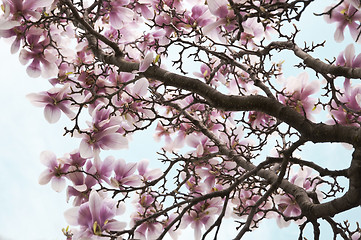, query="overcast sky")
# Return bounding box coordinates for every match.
[0,1,360,240]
